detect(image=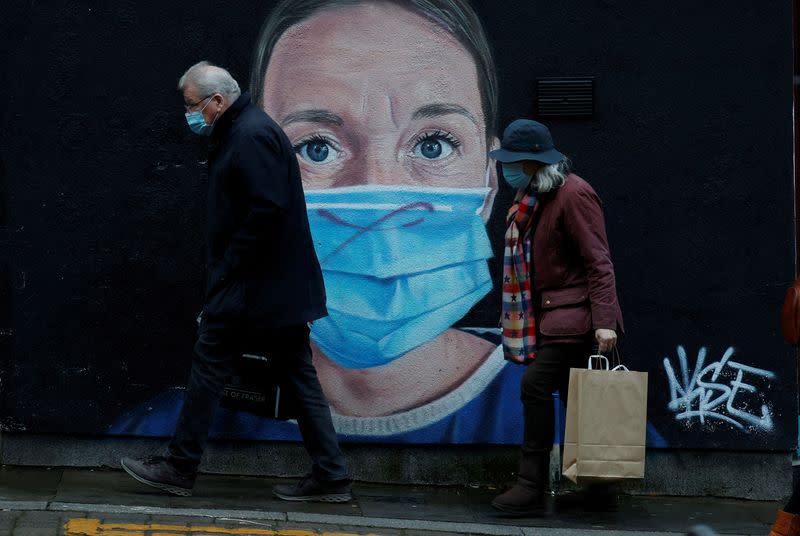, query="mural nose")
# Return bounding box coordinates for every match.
[354,156,403,186]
